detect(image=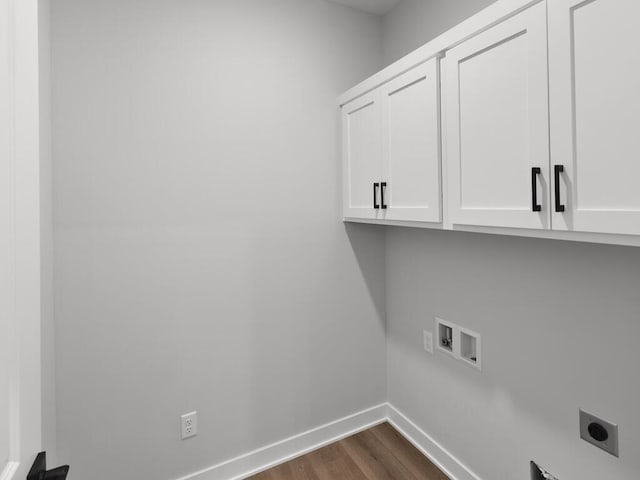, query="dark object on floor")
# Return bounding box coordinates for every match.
[249,422,449,480]
[531,461,558,480]
[27,452,70,480]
